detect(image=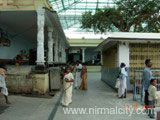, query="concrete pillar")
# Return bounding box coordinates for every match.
[63,47,67,63]
[59,41,62,63]
[117,42,130,67]
[54,35,59,63]
[47,27,54,65]
[62,45,66,63]
[36,9,45,65]
[101,51,103,65]
[82,48,86,63]
[61,45,64,63]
